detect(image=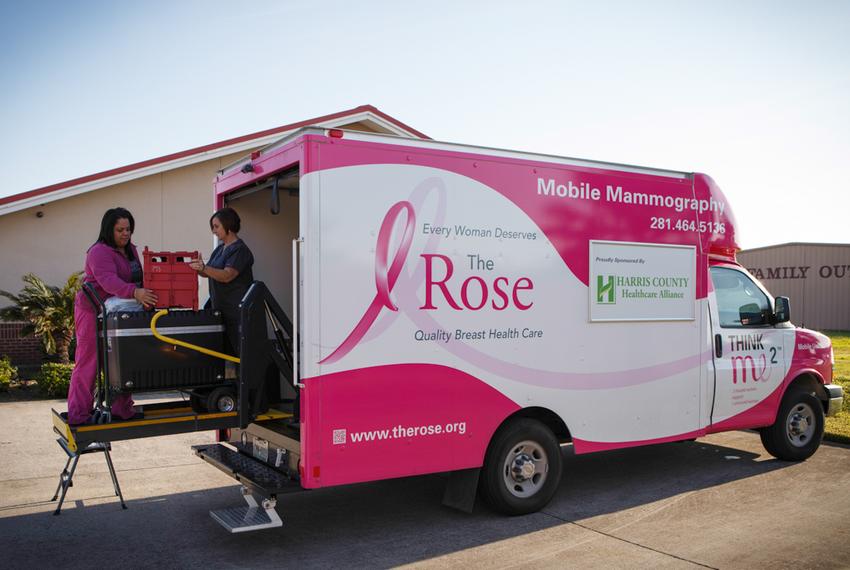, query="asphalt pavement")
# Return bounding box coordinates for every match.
[1,397,849,569]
